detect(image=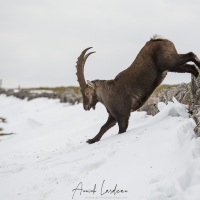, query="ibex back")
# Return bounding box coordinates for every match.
[75,36,200,144]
